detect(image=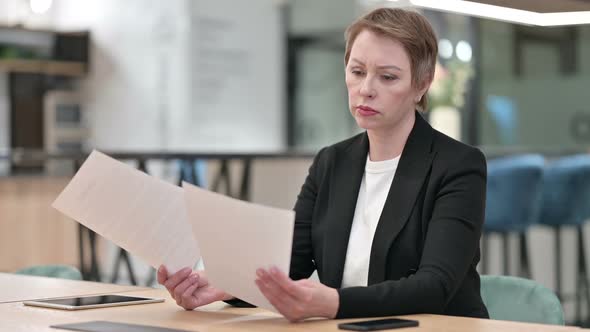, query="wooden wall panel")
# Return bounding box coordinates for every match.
[0,177,79,272]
